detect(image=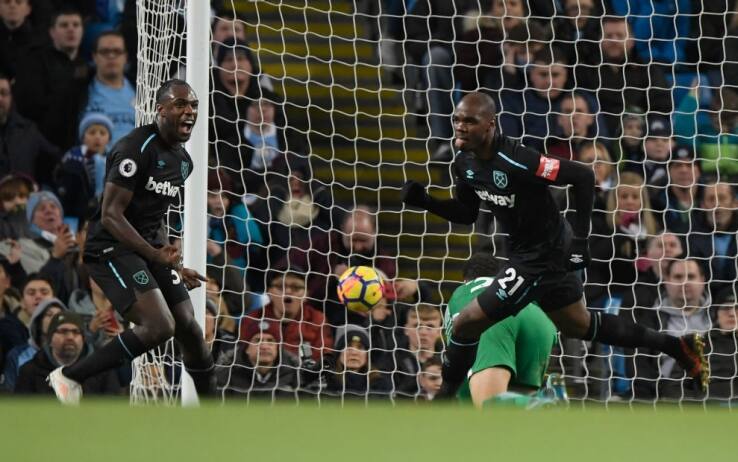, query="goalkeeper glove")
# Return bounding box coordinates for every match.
[401,180,429,209]
[567,237,590,270]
